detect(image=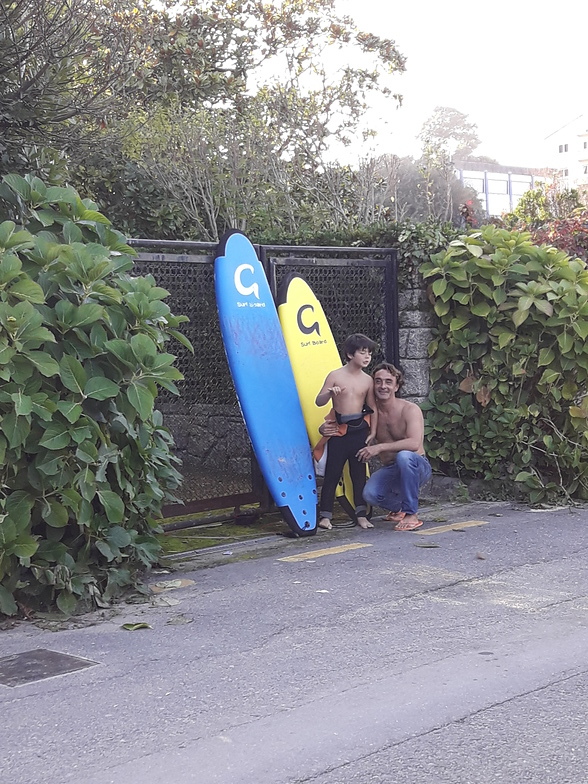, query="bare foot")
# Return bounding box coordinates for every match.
[318,518,333,530]
[394,514,423,531]
[356,516,374,529]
